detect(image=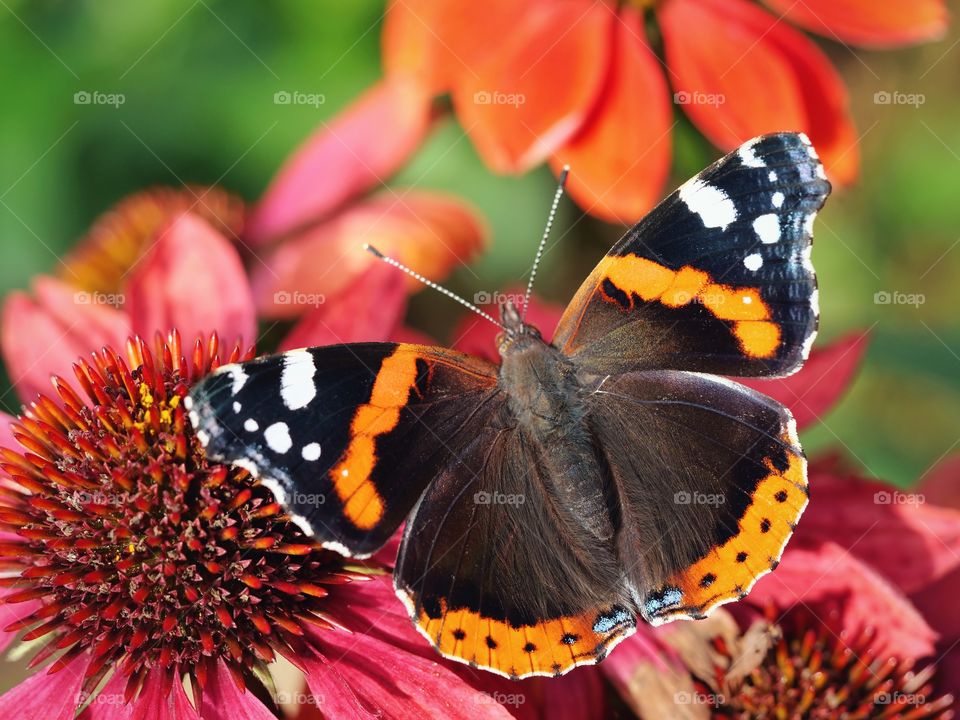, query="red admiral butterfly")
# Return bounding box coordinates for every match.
[187,132,829,678]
